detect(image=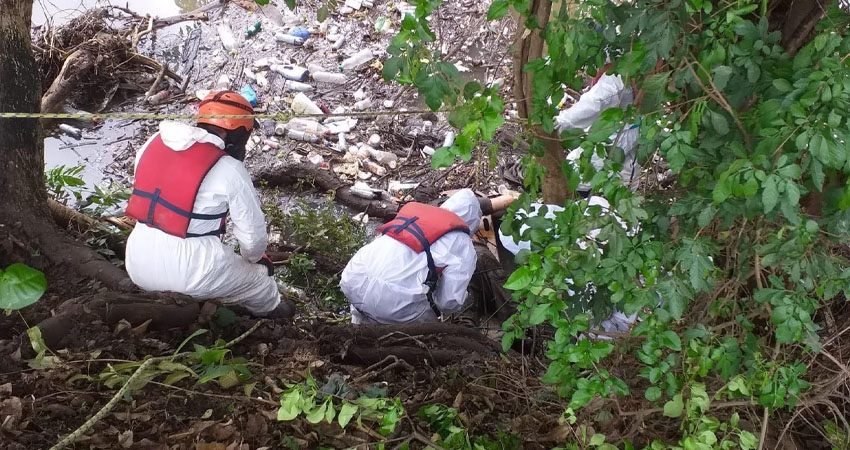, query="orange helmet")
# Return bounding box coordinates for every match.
[197,90,255,131]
